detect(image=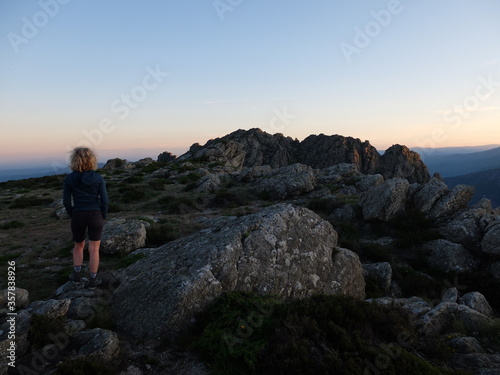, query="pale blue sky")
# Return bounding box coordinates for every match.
[1,0,499,167]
